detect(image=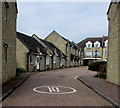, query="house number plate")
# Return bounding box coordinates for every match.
[33,85,76,94]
